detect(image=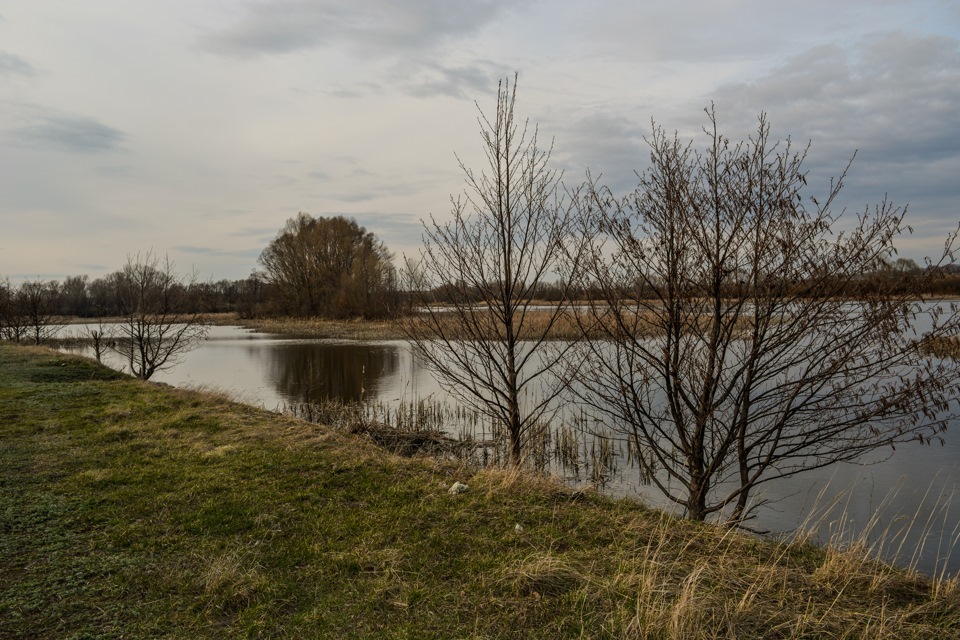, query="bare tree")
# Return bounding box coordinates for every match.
[89,317,110,363]
[571,108,960,522]
[112,251,209,380]
[18,279,62,345]
[400,75,580,465]
[0,278,28,343]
